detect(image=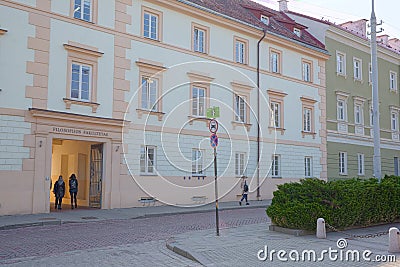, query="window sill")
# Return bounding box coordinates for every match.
[136,109,164,121]
[271,176,282,179]
[354,78,363,84]
[268,126,285,135]
[140,173,157,176]
[231,121,251,131]
[301,131,316,138]
[63,98,99,113]
[336,72,347,79]
[339,173,348,176]
[187,115,209,125]
[389,89,398,93]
